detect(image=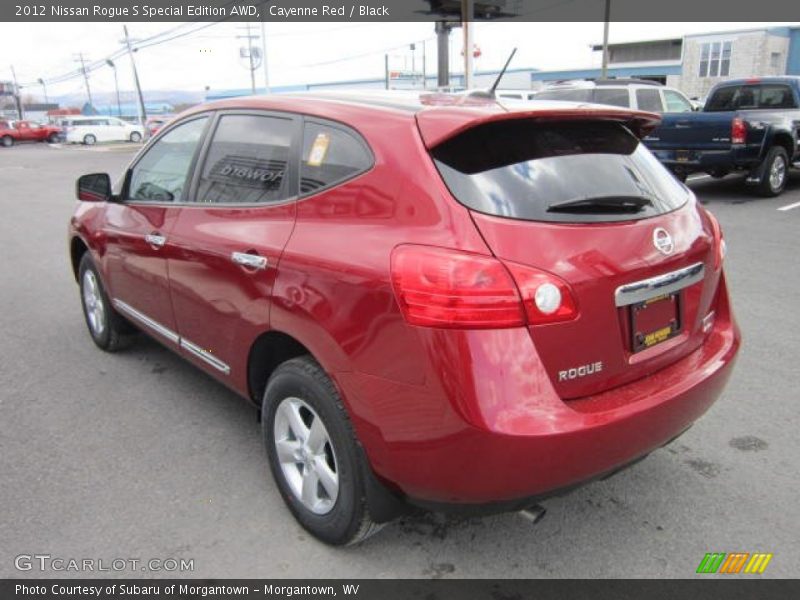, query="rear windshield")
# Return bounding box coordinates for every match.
[432,120,689,223]
[705,84,798,111]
